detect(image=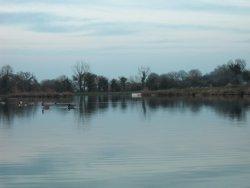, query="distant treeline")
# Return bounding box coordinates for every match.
[0,58,250,95]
